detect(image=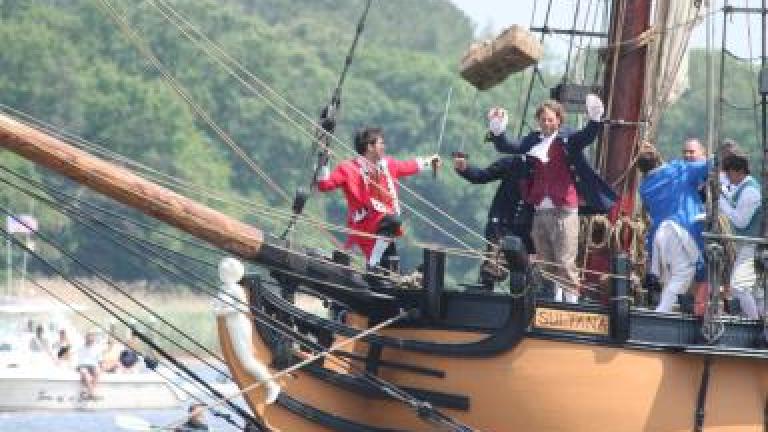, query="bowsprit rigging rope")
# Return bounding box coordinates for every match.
[12,274,248,430]
[0,163,485,431]
[0,219,256,428]
[517,0,554,138]
[135,0,496,254]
